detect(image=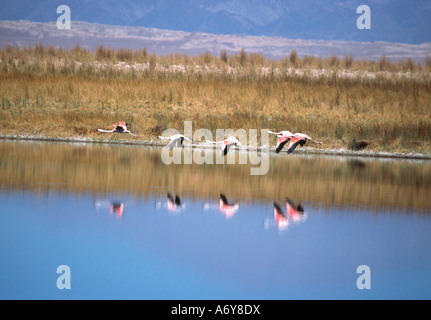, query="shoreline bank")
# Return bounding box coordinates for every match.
[1,134,430,161]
